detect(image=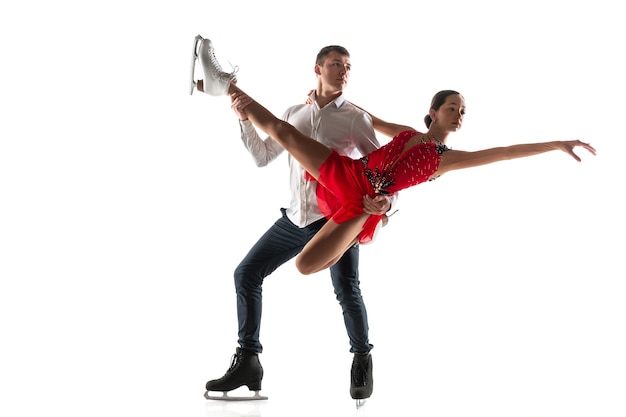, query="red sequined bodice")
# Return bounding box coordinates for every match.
[314,130,450,243]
